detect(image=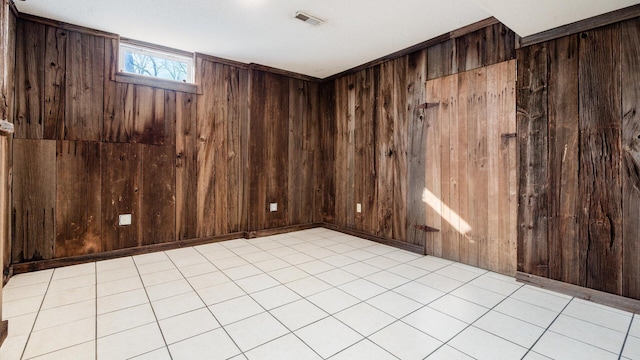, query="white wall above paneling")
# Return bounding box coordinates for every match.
[14,0,640,78]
